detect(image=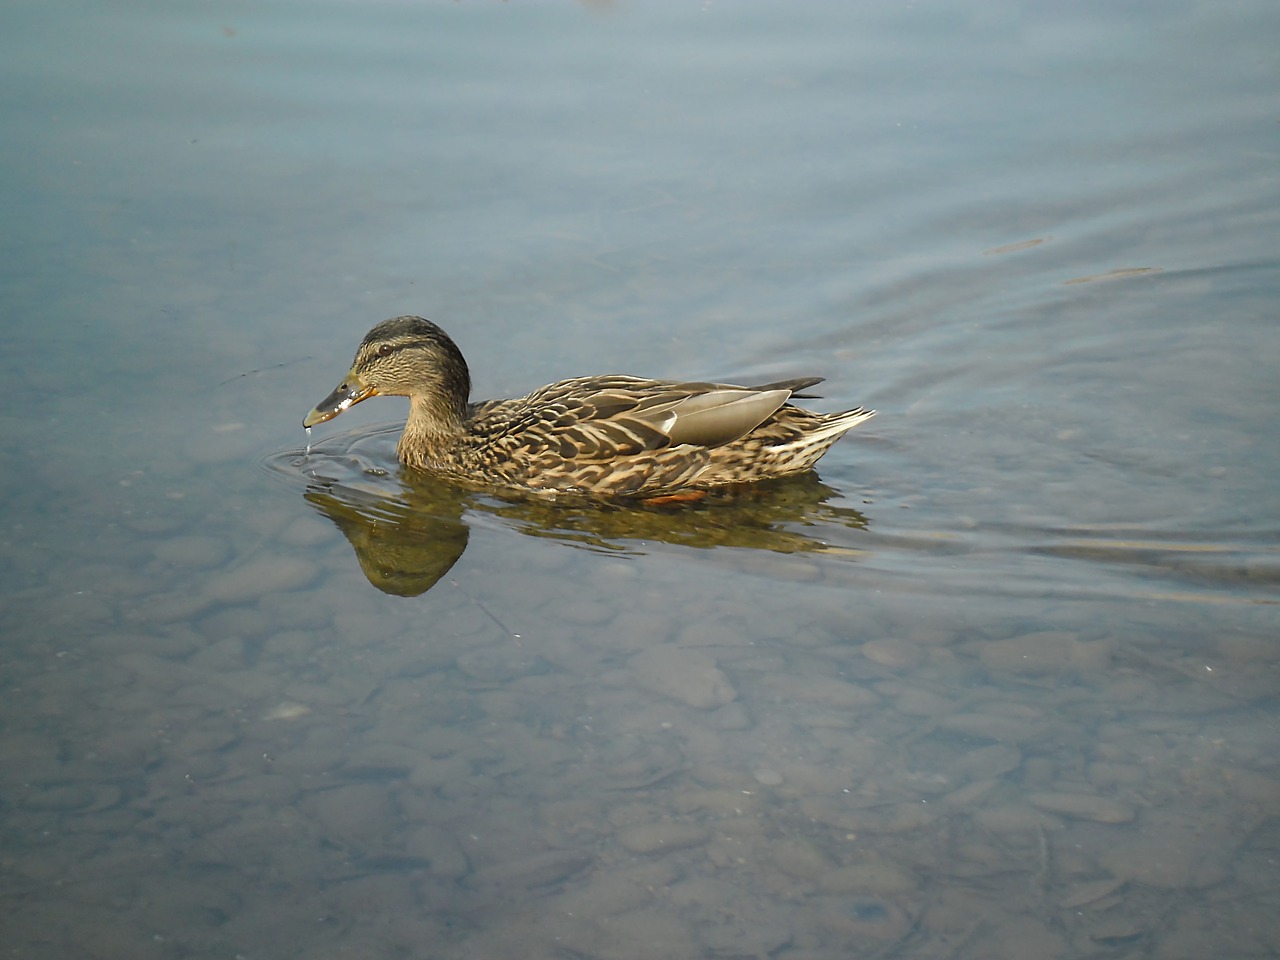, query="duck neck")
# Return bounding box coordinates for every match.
[399,393,467,469]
